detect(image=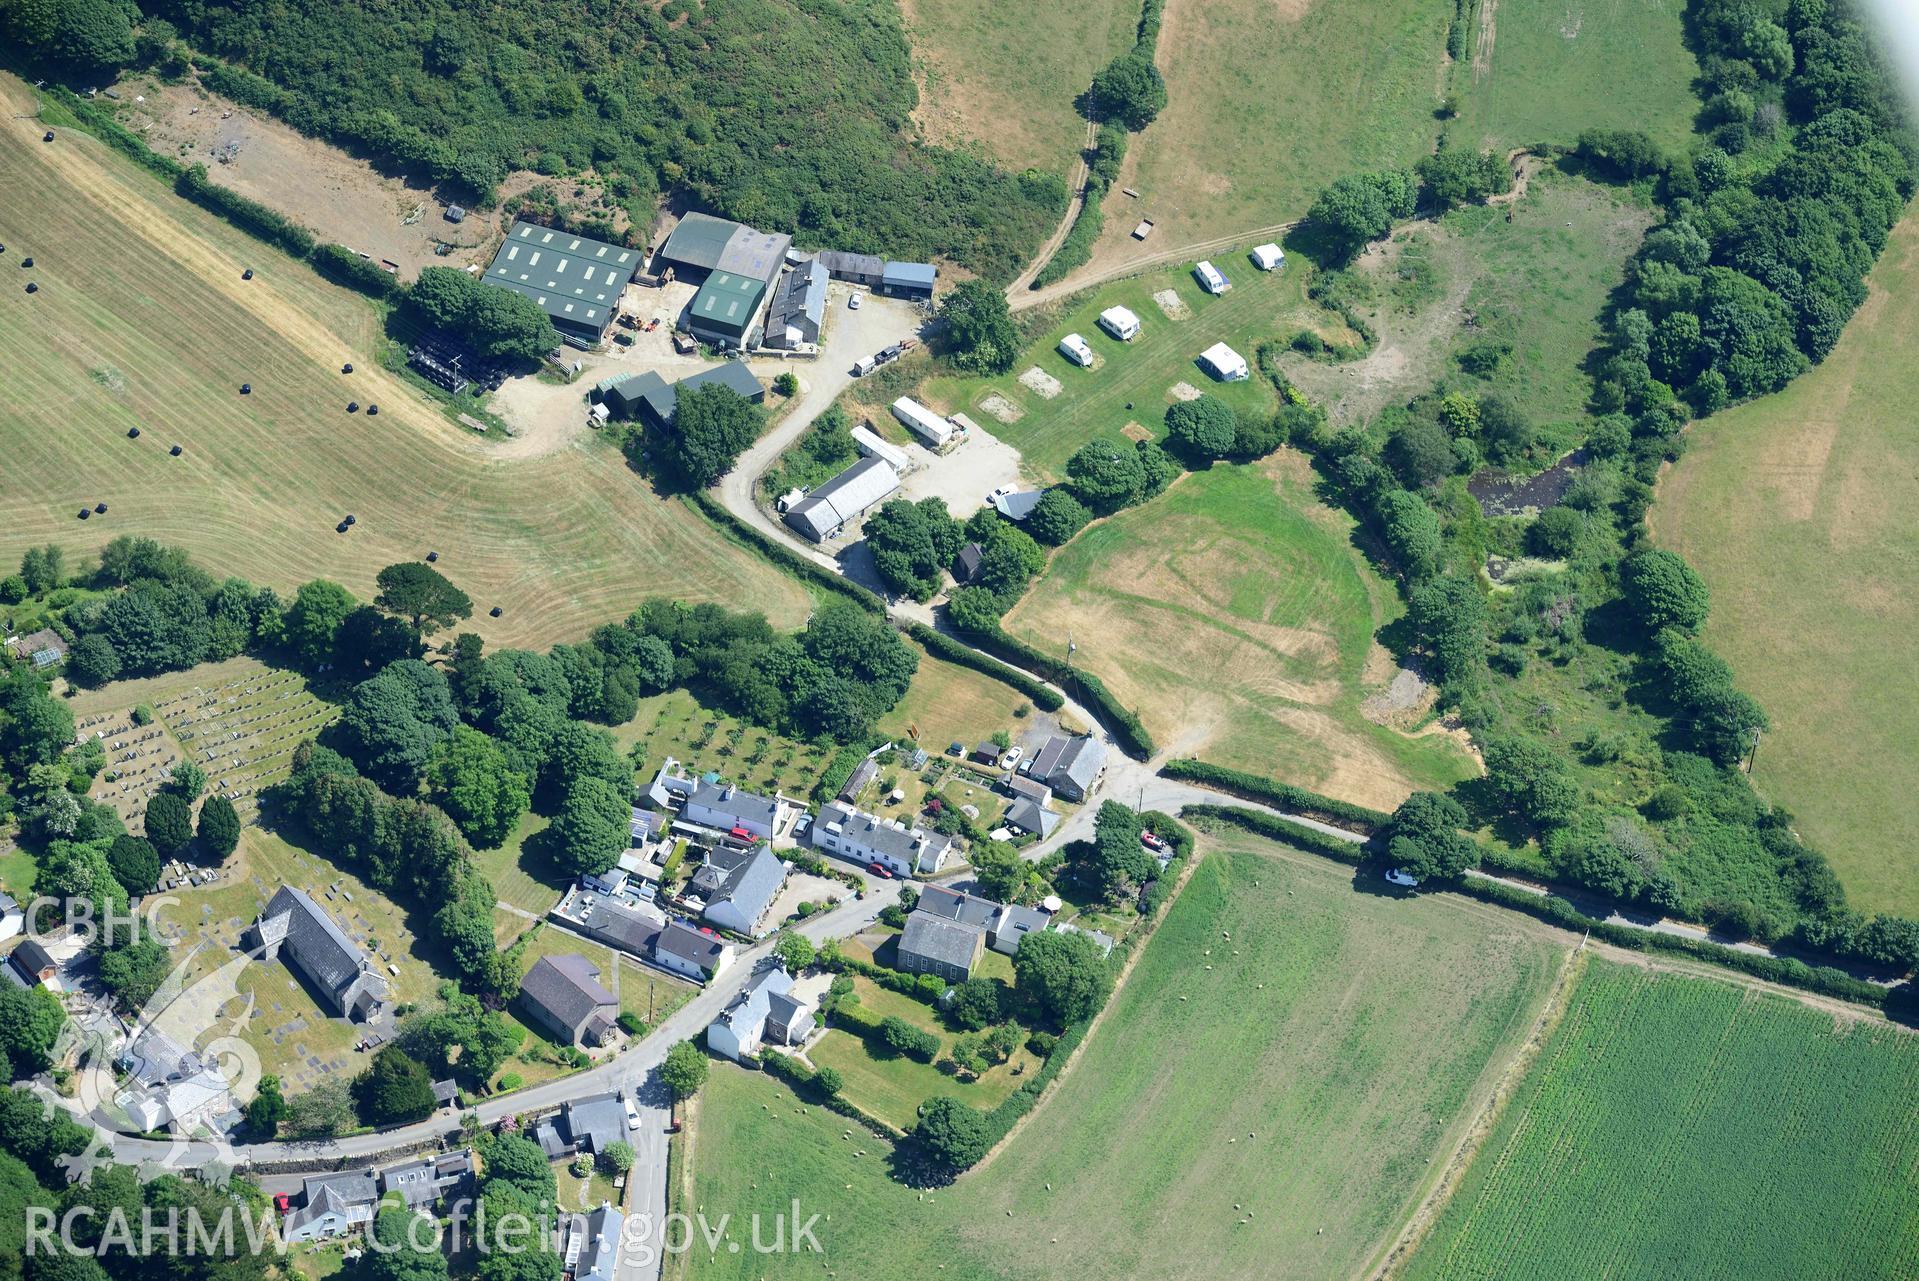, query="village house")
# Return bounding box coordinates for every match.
[810,801,954,877]
[706,962,816,1061]
[688,843,788,936]
[1029,734,1109,802]
[518,954,620,1048]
